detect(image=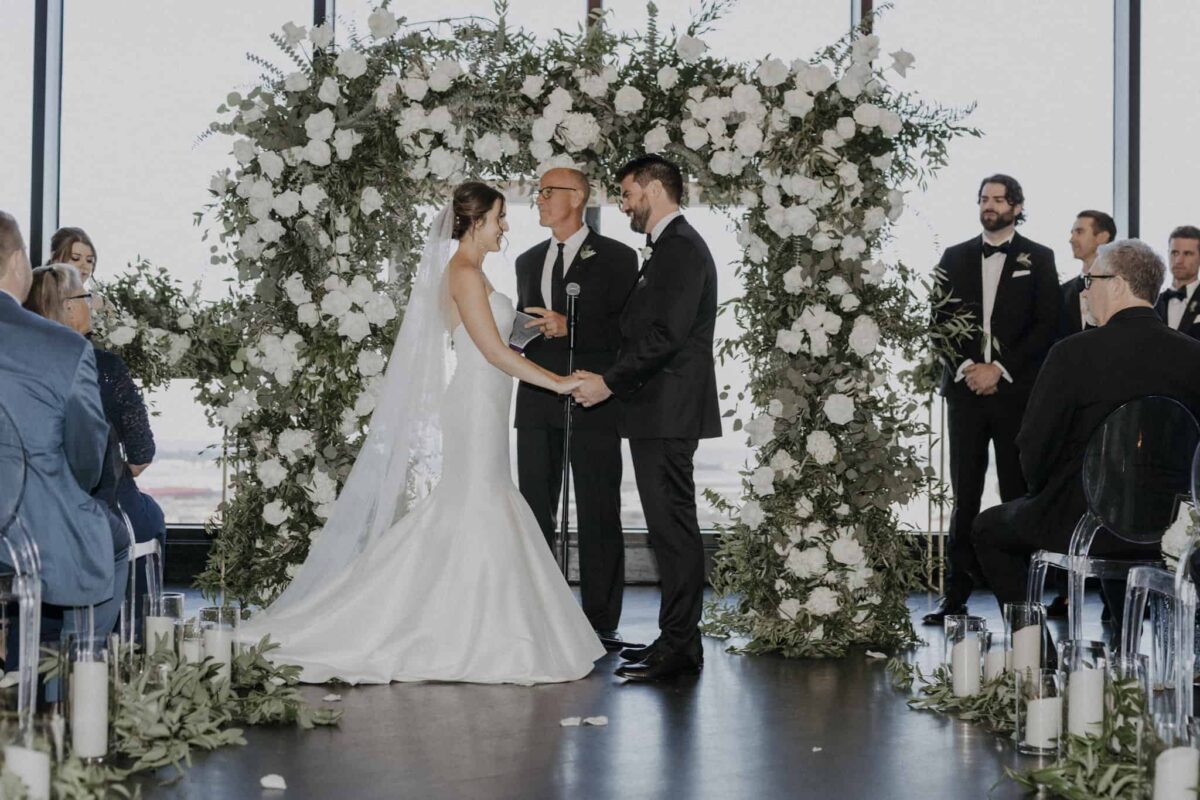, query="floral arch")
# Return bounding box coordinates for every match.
[98,2,968,656]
